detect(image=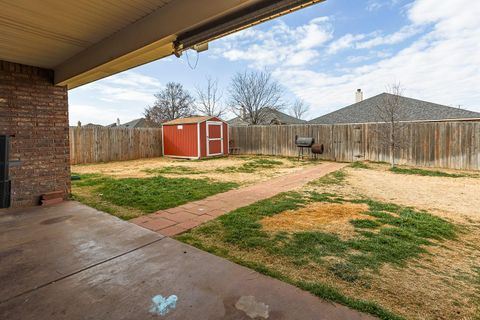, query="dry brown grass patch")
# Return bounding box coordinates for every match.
[260,202,370,237]
[348,230,480,320]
